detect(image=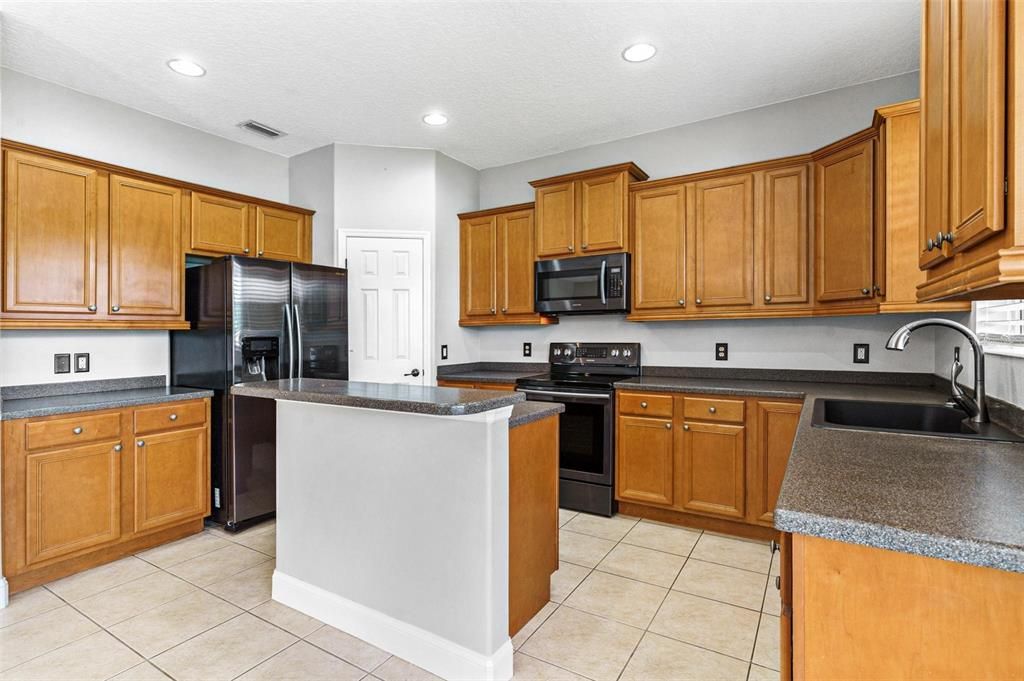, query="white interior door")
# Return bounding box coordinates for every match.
[346,236,426,384]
